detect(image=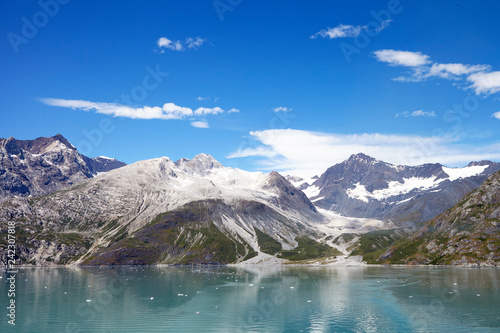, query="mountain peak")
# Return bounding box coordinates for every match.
[192,153,220,163]
[174,153,223,175]
[347,153,379,163]
[51,134,76,150]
